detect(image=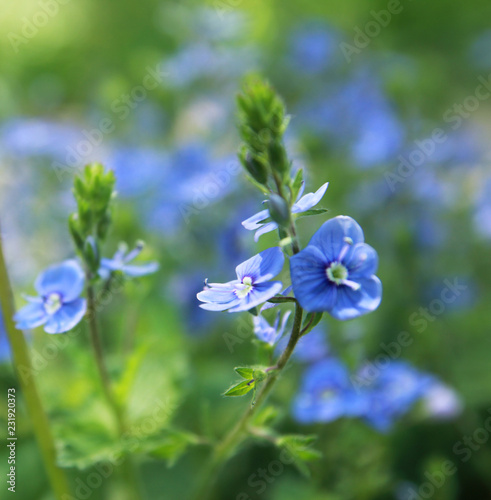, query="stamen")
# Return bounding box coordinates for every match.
[235,276,254,298]
[341,279,361,291]
[44,293,63,315]
[338,237,354,263]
